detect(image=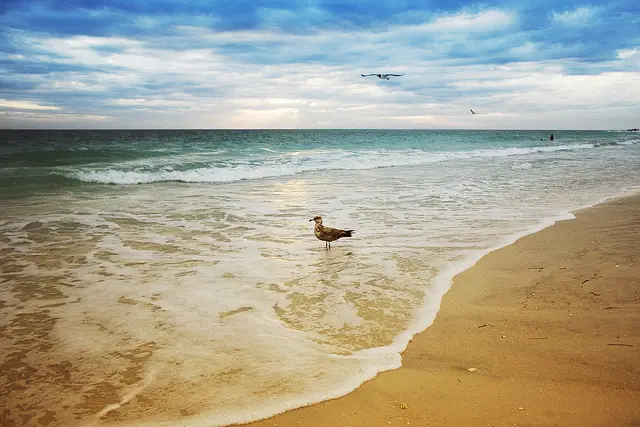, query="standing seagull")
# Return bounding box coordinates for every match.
[309,216,354,250]
[361,73,405,80]
[470,109,476,115]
